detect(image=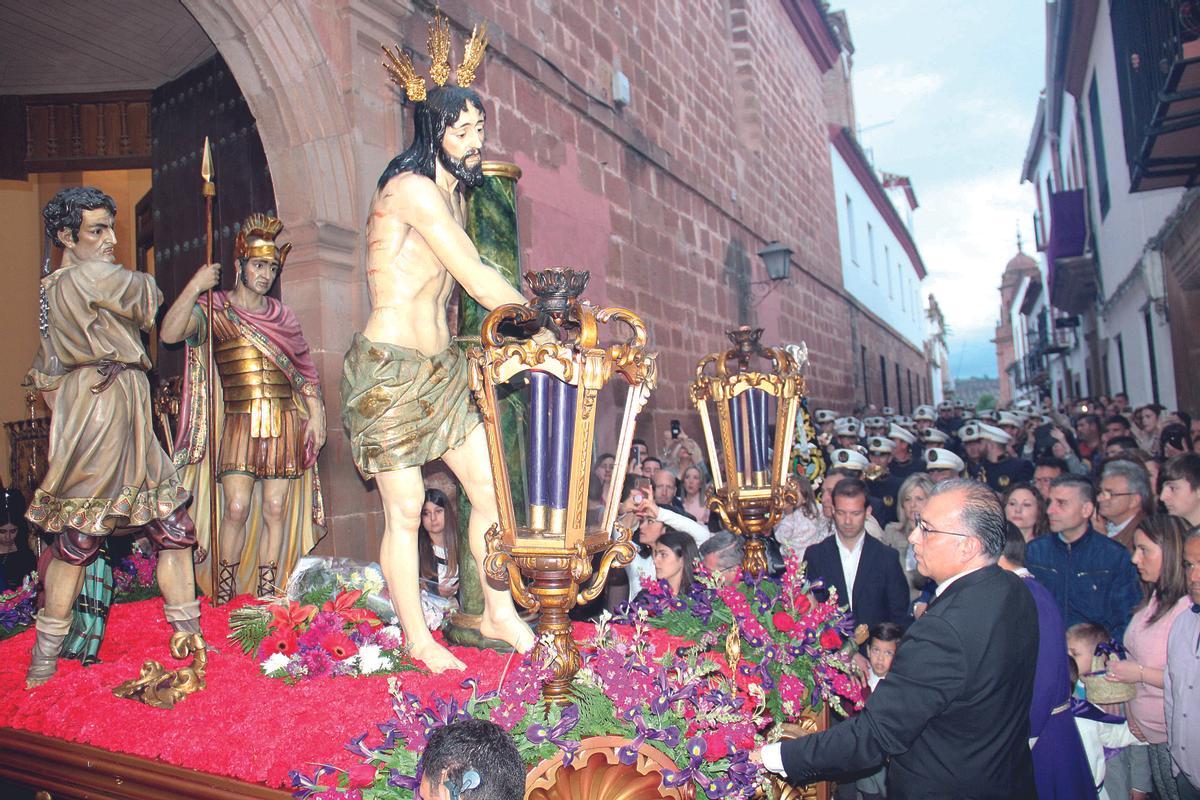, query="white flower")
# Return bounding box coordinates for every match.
[357,644,391,675]
[261,652,291,675]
